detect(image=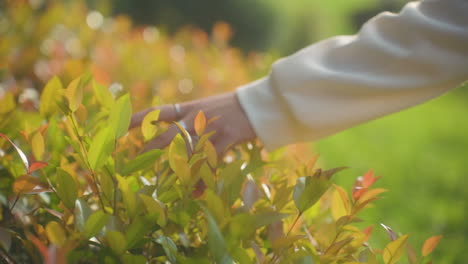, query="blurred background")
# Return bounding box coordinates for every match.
[0,0,466,262]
